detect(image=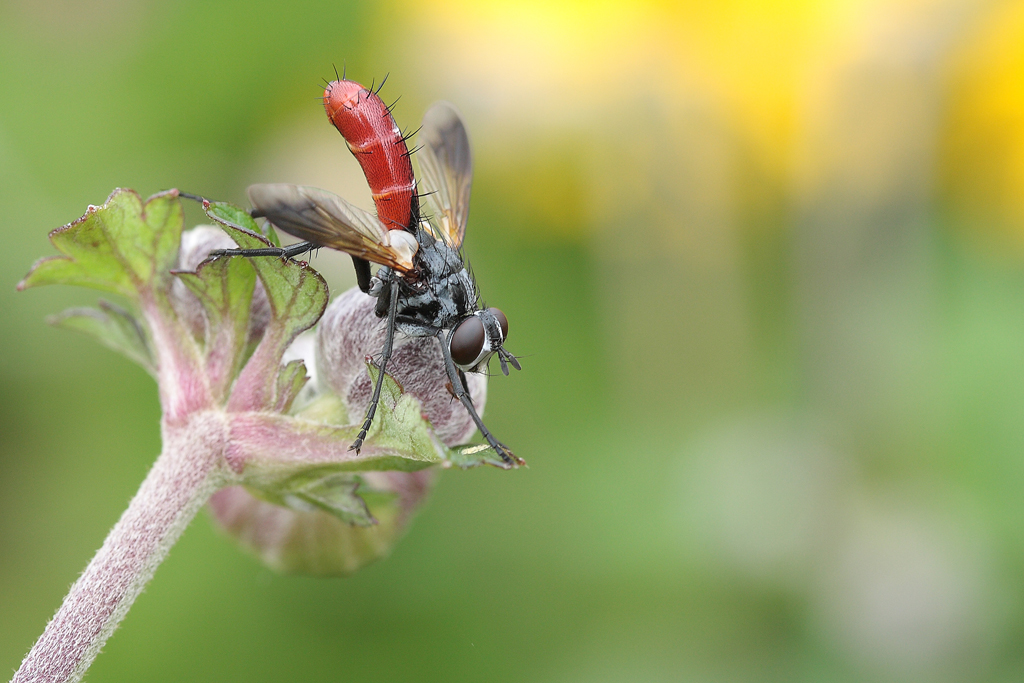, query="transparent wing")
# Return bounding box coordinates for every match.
[416,102,473,249]
[247,184,416,272]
